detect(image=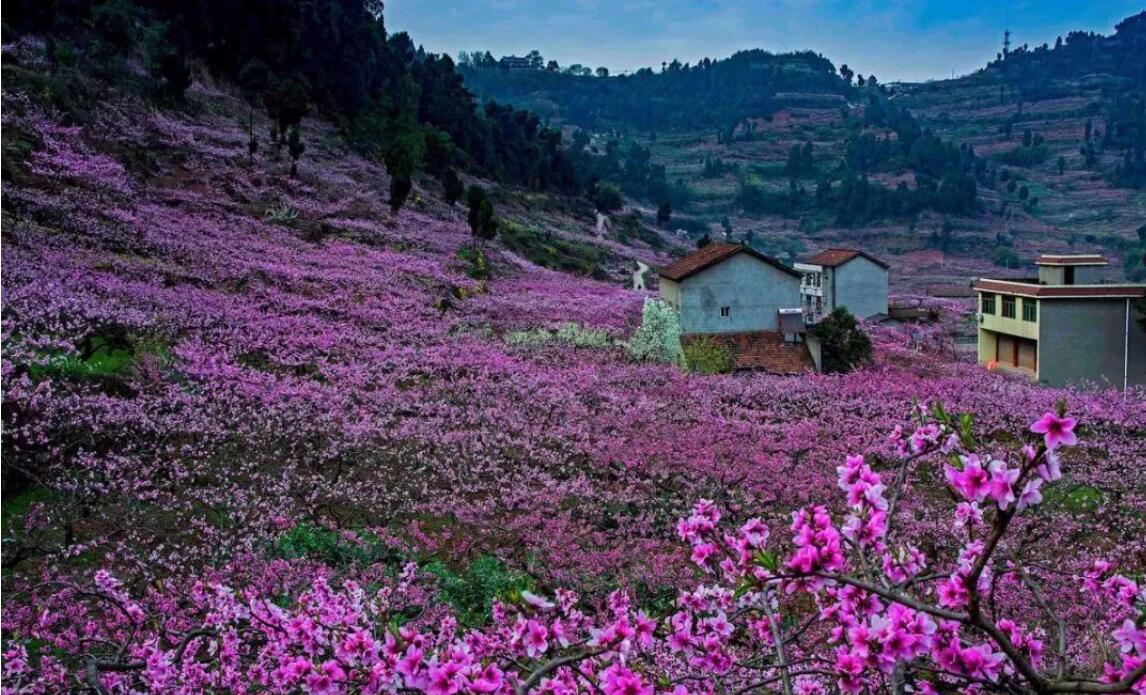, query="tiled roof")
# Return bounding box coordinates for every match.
[972,279,1145,299]
[683,331,814,374]
[659,243,799,282]
[1035,254,1109,266]
[803,248,889,269]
